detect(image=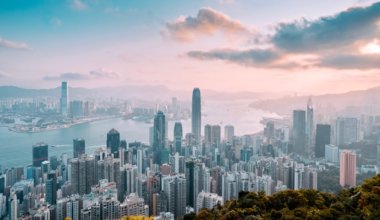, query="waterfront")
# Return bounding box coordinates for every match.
[0,100,280,169]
